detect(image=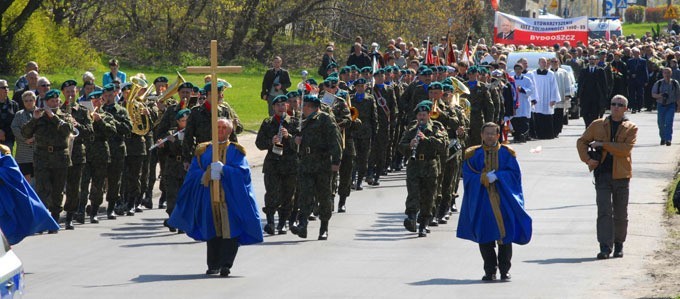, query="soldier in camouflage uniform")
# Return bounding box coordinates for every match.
[285,90,302,226]
[21,89,76,231]
[255,95,300,235]
[292,95,342,240]
[156,108,190,233]
[123,97,151,216]
[351,78,377,190]
[391,69,412,171]
[327,89,353,212]
[399,100,448,237]
[401,68,432,123]
[60,80,94,230]
[479,68,504,125]
[142,76,170,210]
[101,83,133,218]
[182,81,242,166]
[464,66,494,147]
[367,69,396,185]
